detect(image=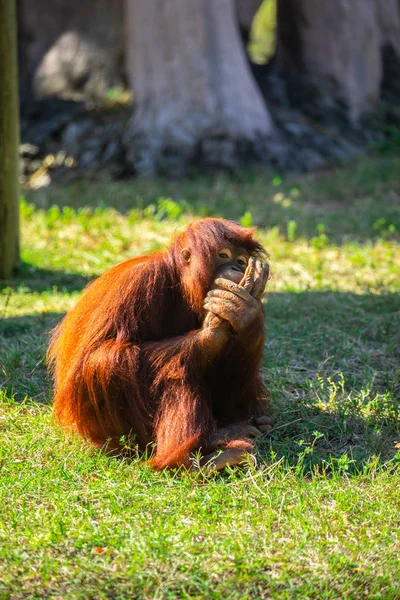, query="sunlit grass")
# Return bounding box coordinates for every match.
[1,153,399,598]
